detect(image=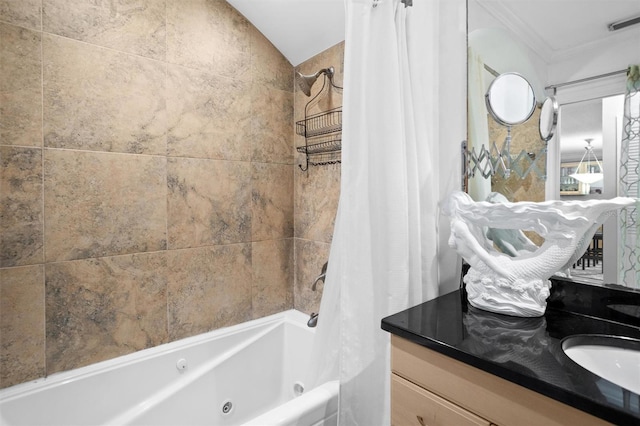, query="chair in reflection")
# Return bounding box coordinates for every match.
[574,229,603,272]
